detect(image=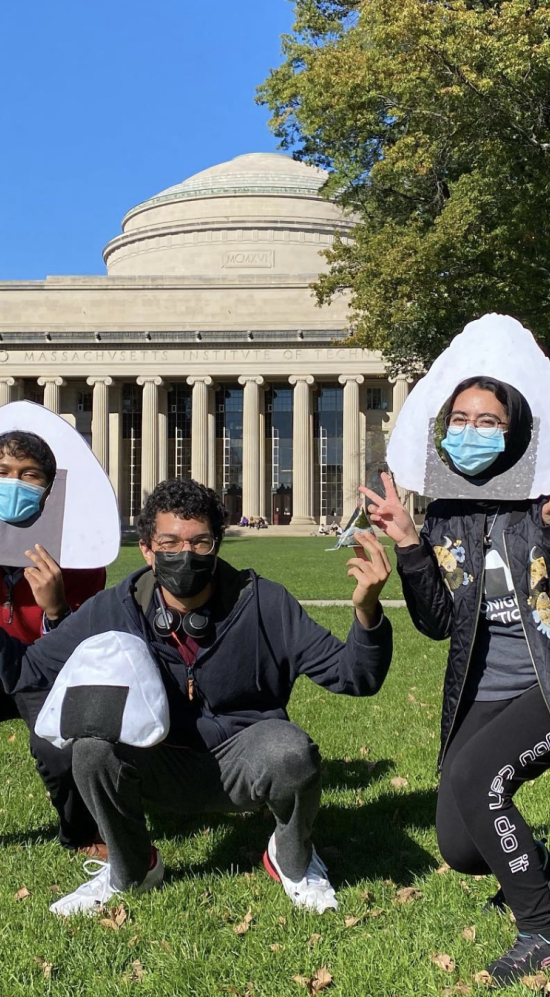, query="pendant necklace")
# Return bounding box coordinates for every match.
[484,505,501,548]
